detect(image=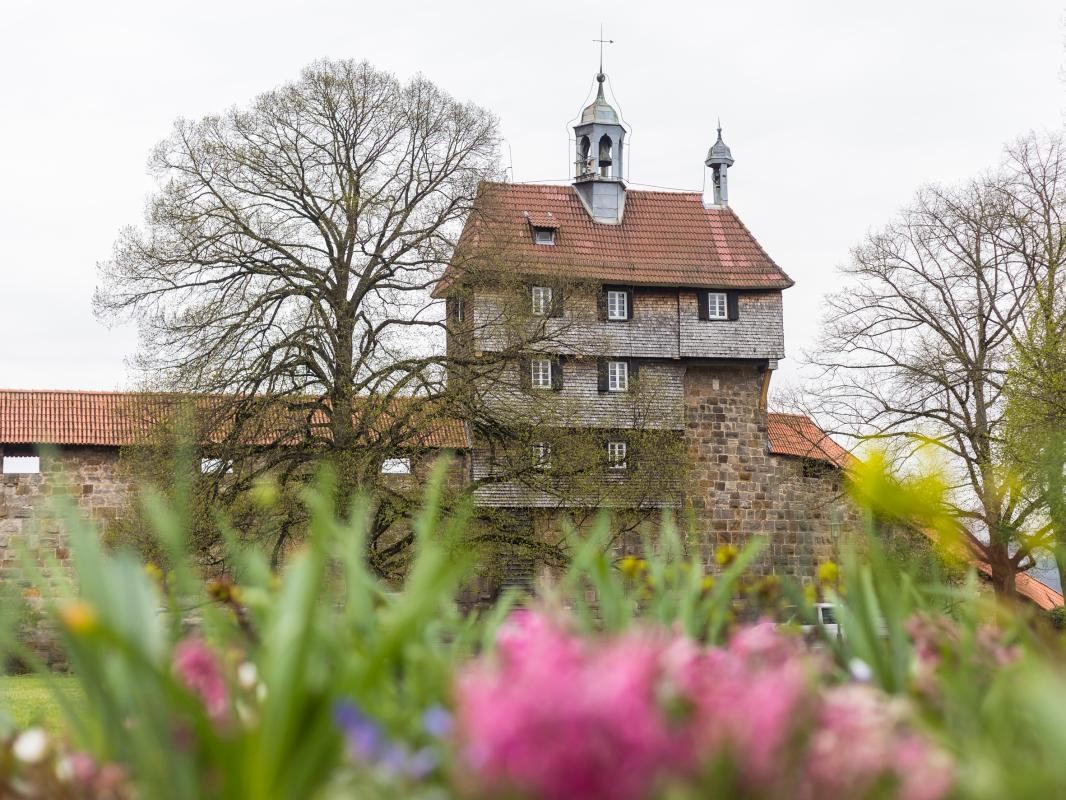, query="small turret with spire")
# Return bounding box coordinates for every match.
[704,122,734,207]
[572,32,627,224]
